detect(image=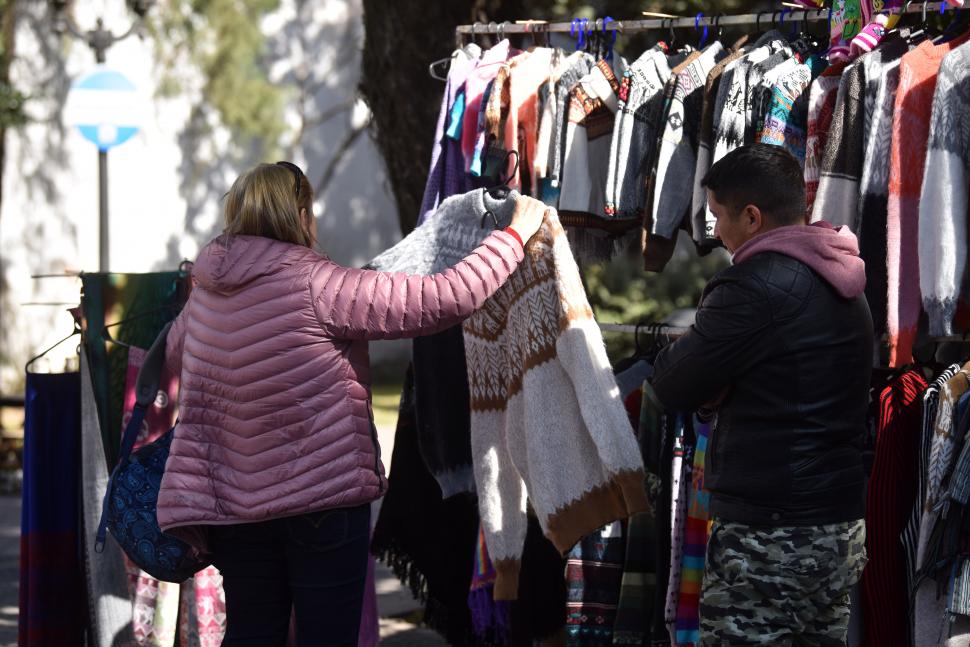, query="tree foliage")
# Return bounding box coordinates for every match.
[148,0,285,155]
